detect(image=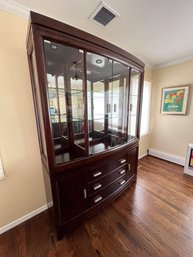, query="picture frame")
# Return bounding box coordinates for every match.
[189,149,193,168]
[160,85,190,115]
